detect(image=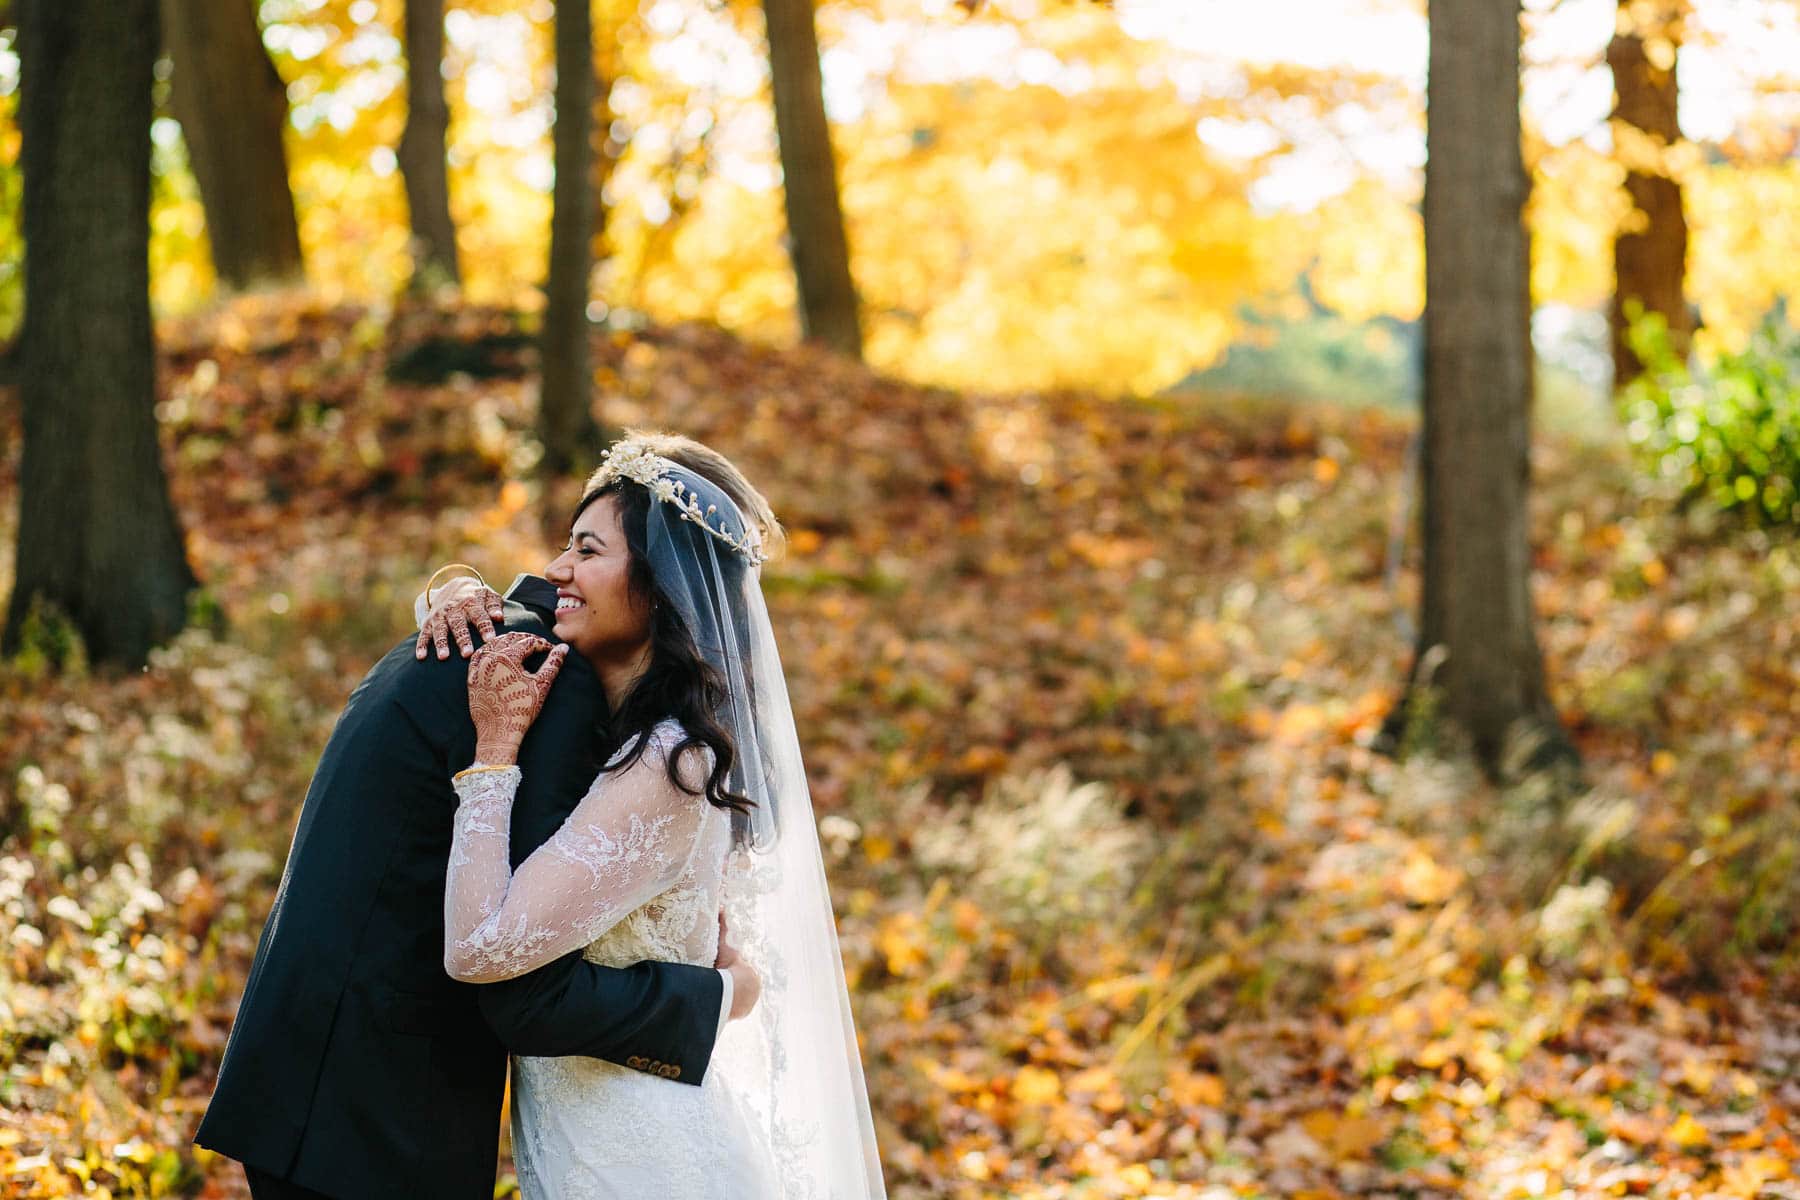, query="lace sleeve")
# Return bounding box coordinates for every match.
[444,724,713,984]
